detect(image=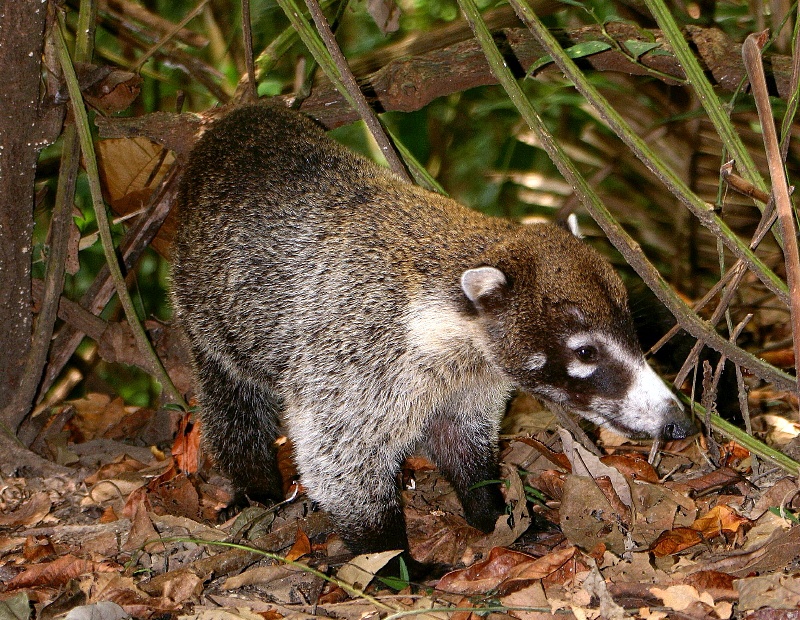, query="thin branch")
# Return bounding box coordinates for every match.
[509,0,788,306]
[300,0,409,180]
[133,0,209,71]
[36,165,182,402]
[241,0,257,102]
